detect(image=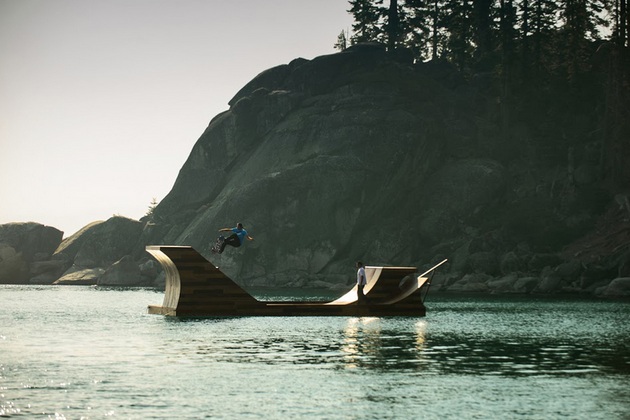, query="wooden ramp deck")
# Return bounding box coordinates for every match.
[146,245,446,317]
